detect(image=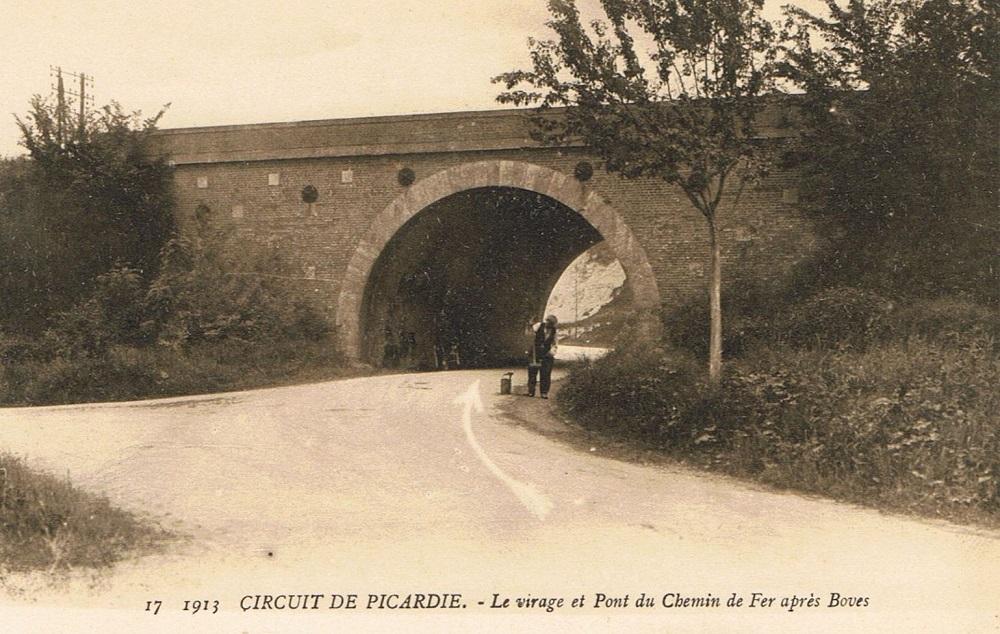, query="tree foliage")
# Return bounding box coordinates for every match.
[779,0,999,300]
[43,266,149,358]
[496,0,783,382]
[496,0,779,216]
[143,231,330,347]
[33,228,330,362]
[0,99,174,331]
